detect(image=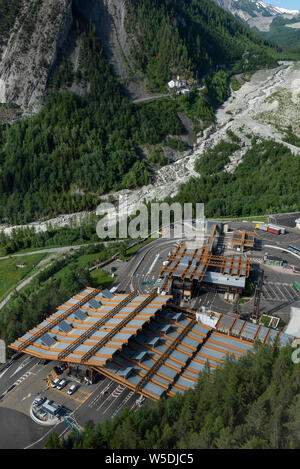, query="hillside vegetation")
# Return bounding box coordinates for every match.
[46,344,300,449]
[174,140,300,217]
[0,0,282,224]
[126,0,279,91]
[0,23,182,224]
